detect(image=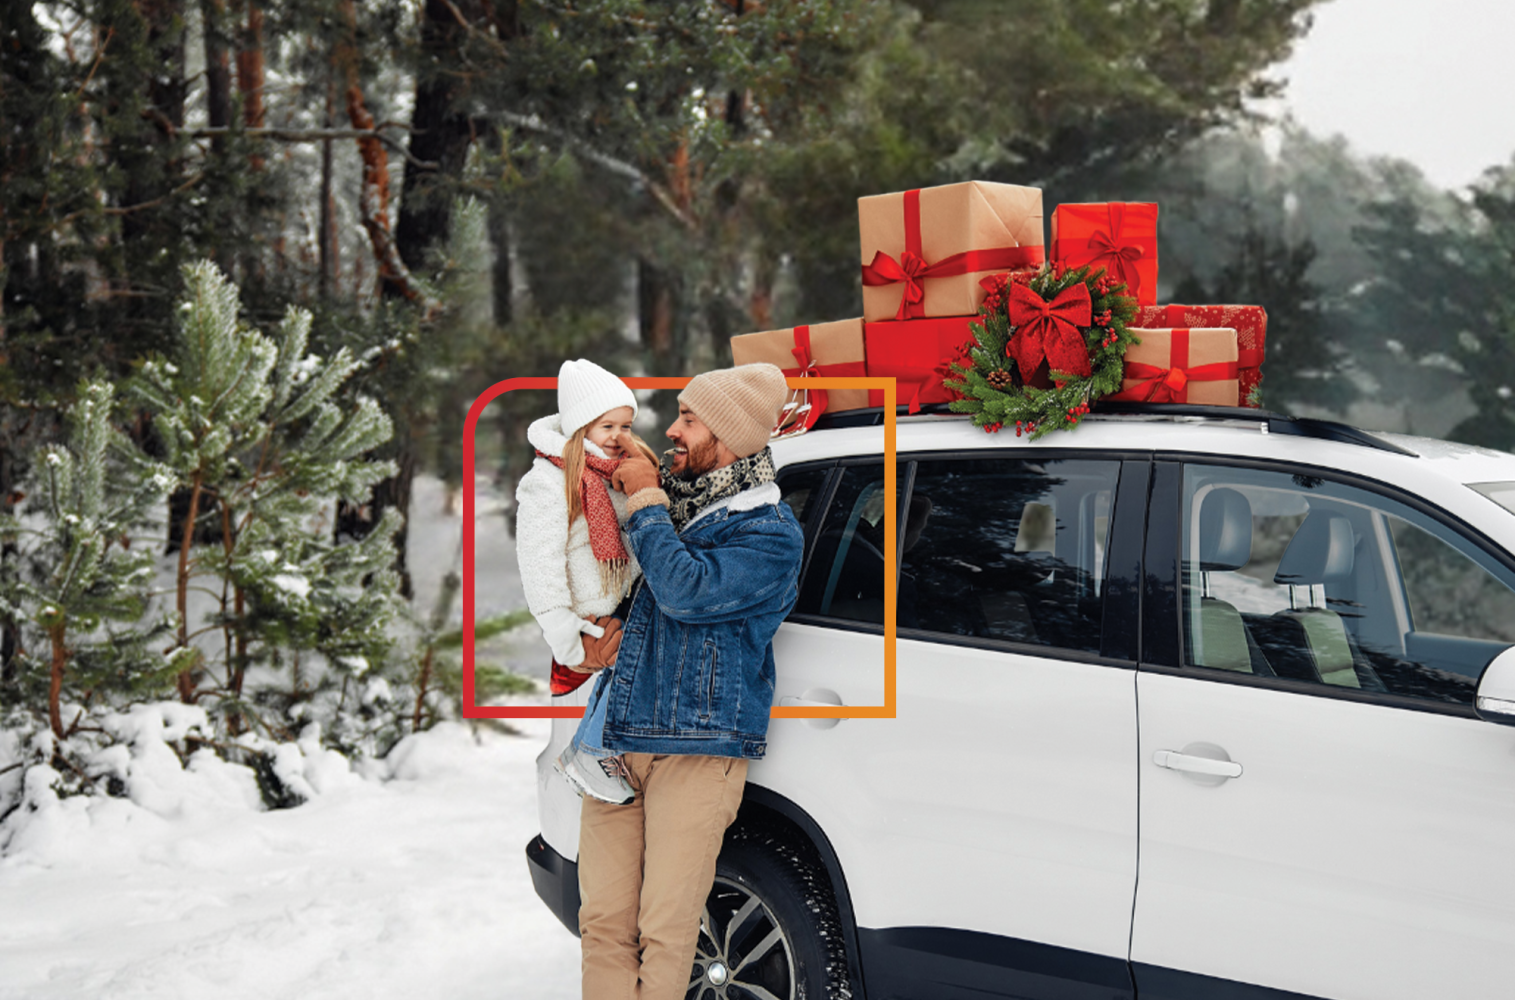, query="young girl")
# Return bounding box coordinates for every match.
[516,359,657,804]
